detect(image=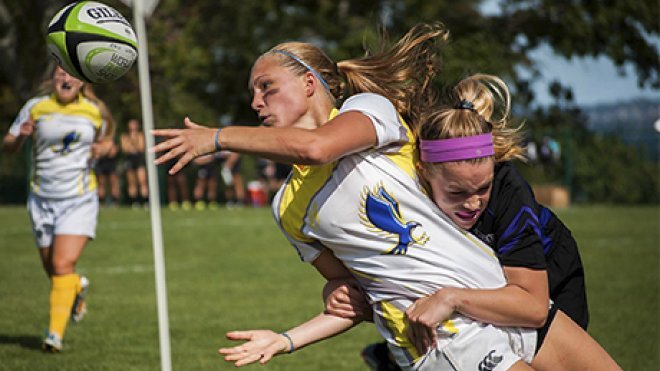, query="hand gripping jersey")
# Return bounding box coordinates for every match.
[272,94,534,367]
[9,94,104,199]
